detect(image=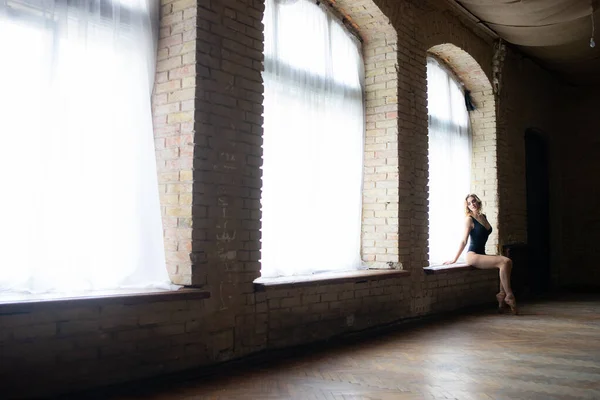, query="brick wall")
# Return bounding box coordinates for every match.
[424,269,498,313]
[0,0,568,396]
[260,269,497,350]
[495,49,561,245]
[0,291,210,397]
[559,89,600,287]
